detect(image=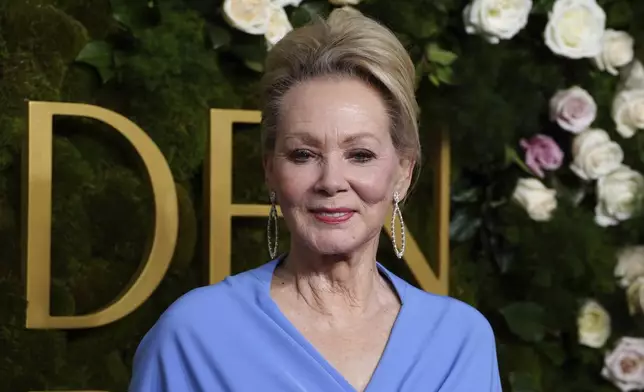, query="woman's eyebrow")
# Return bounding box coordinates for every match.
[282,131,381,147]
